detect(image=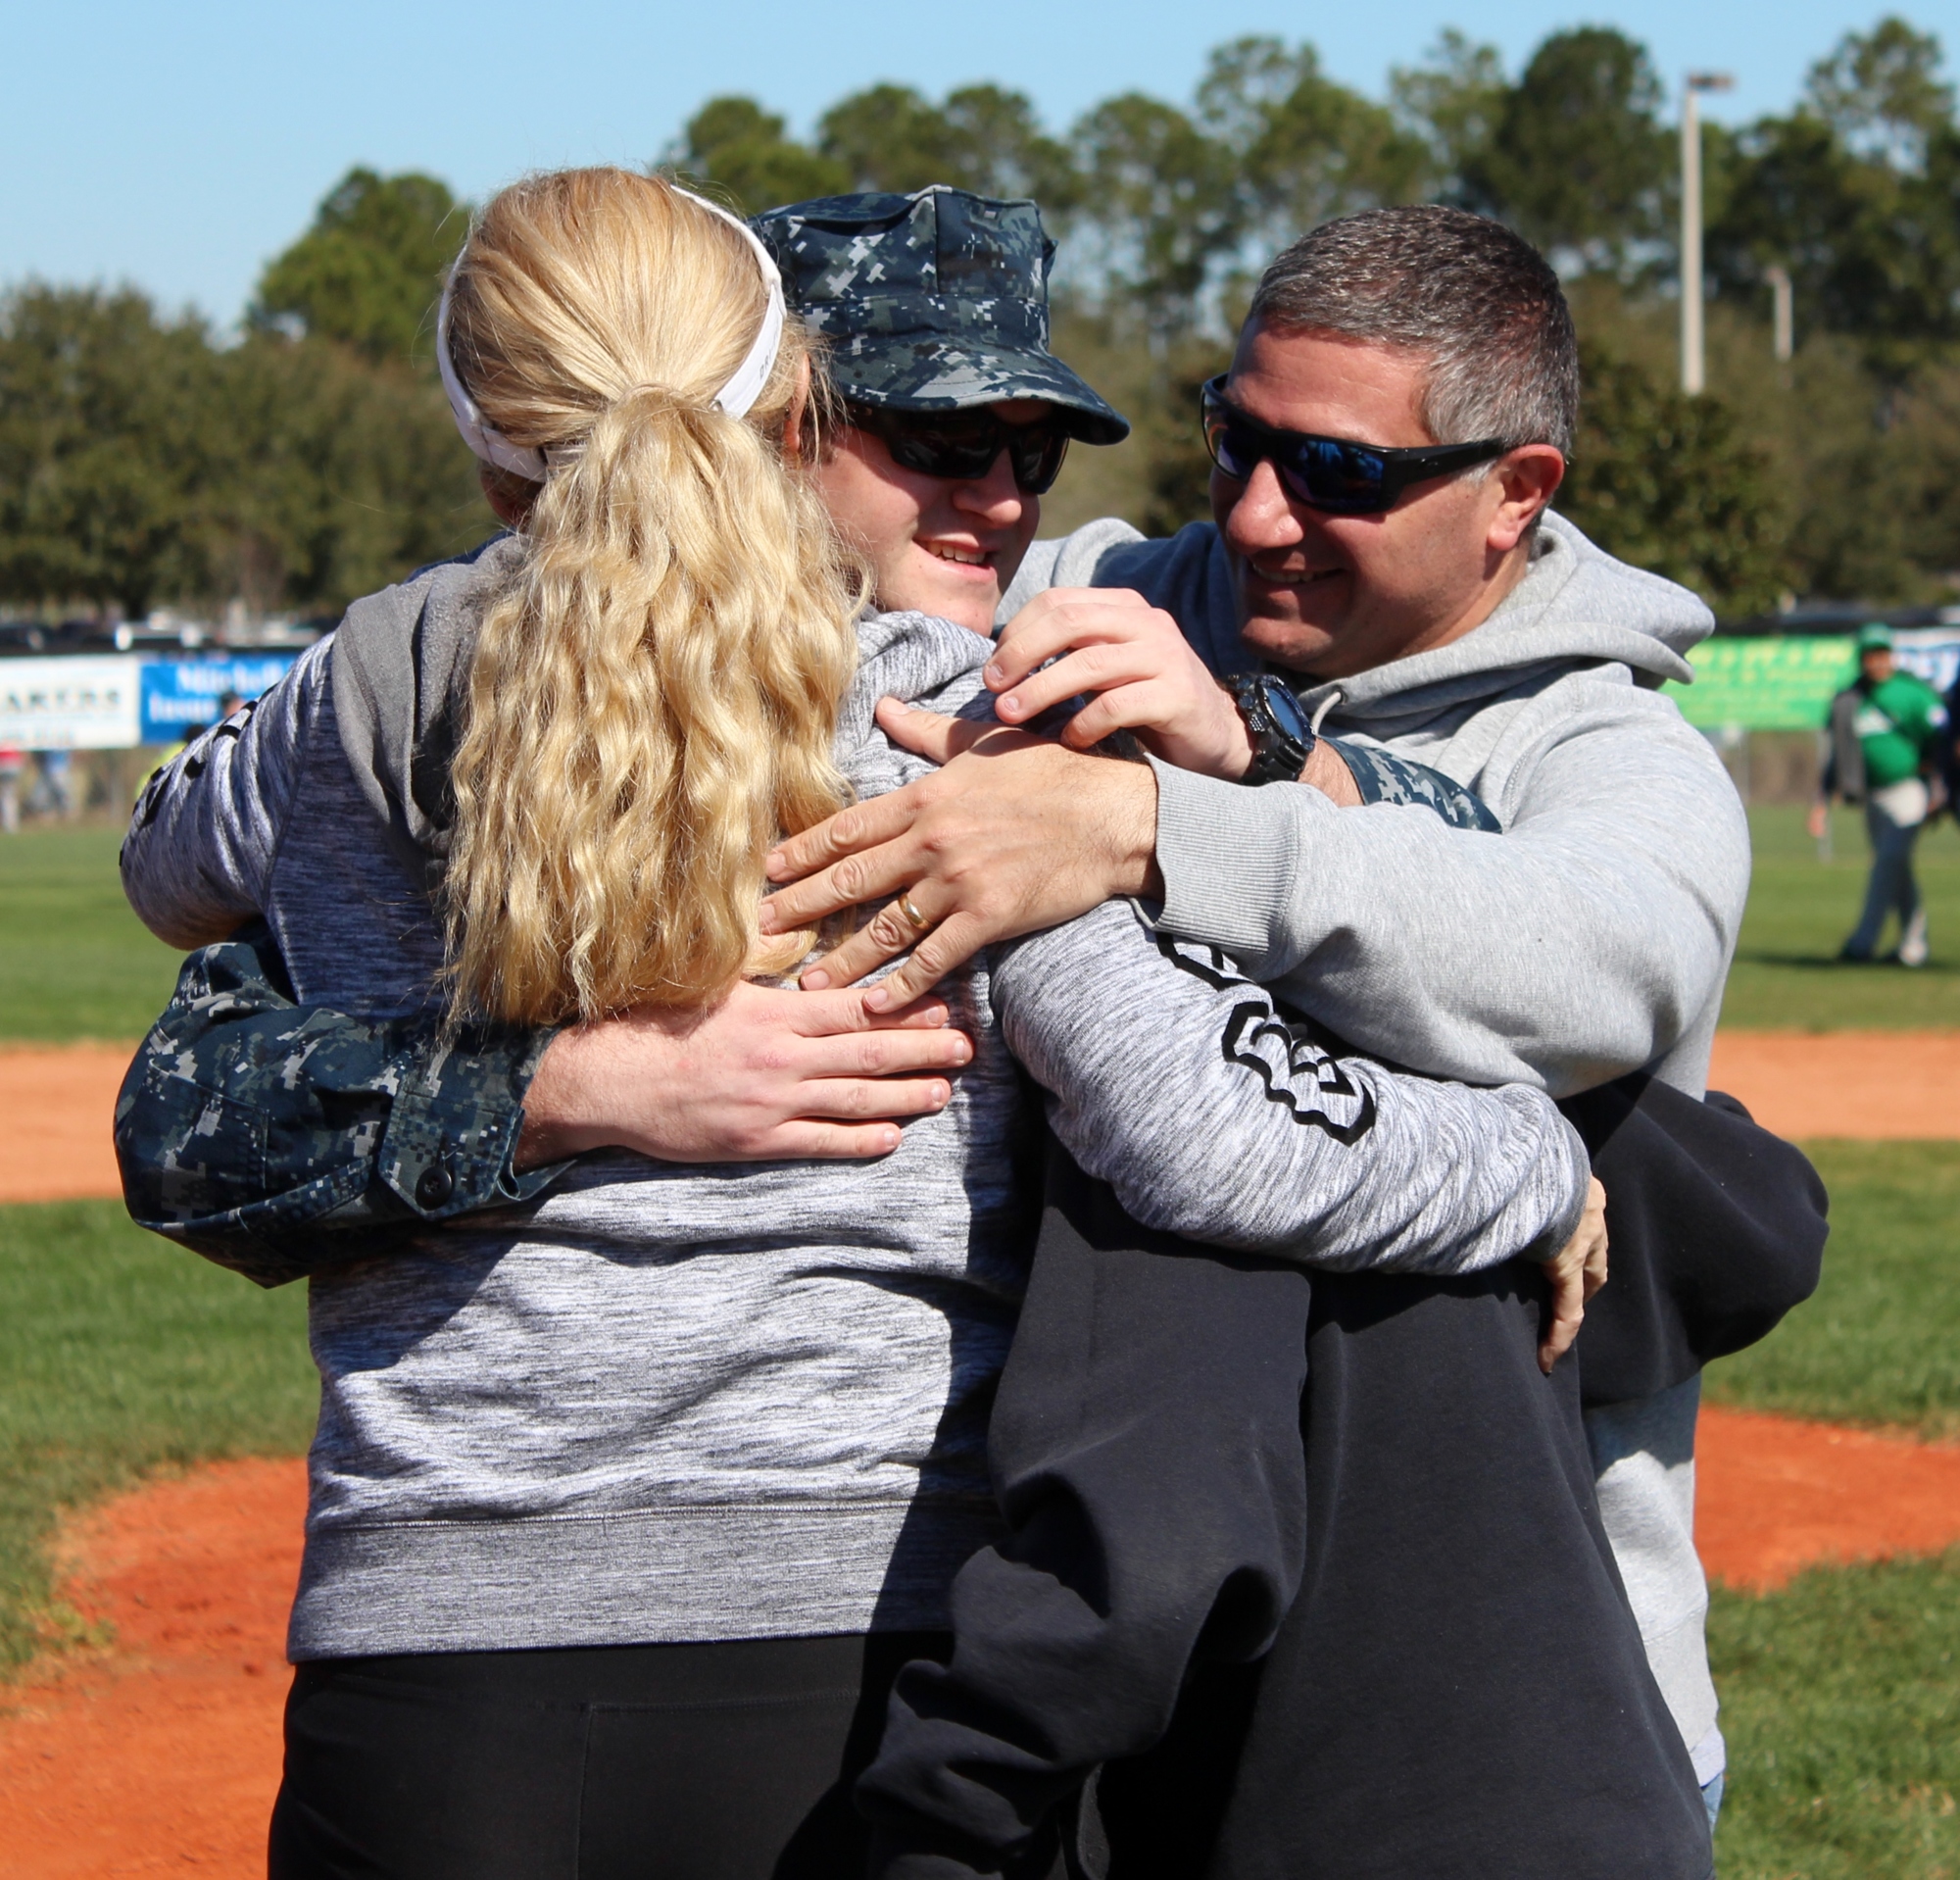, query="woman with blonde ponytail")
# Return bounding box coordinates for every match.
[122,169,1598,1879]
[438,169,861,1022]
